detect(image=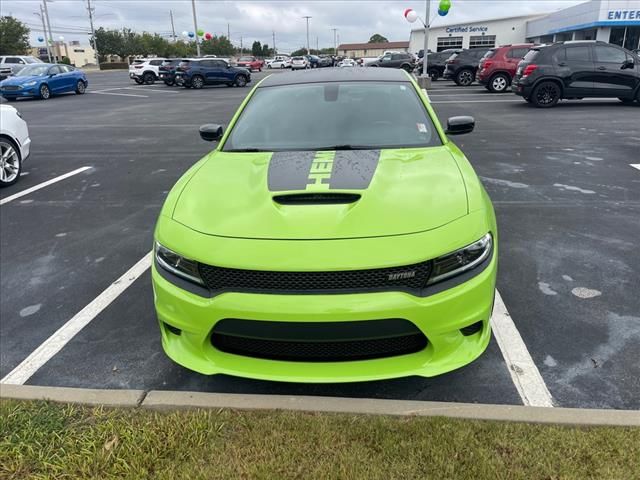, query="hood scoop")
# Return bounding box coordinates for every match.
[273,193,361,205]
